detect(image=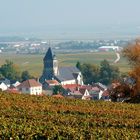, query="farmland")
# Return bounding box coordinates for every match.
[0,52,130,77]
[0,92,139,139]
